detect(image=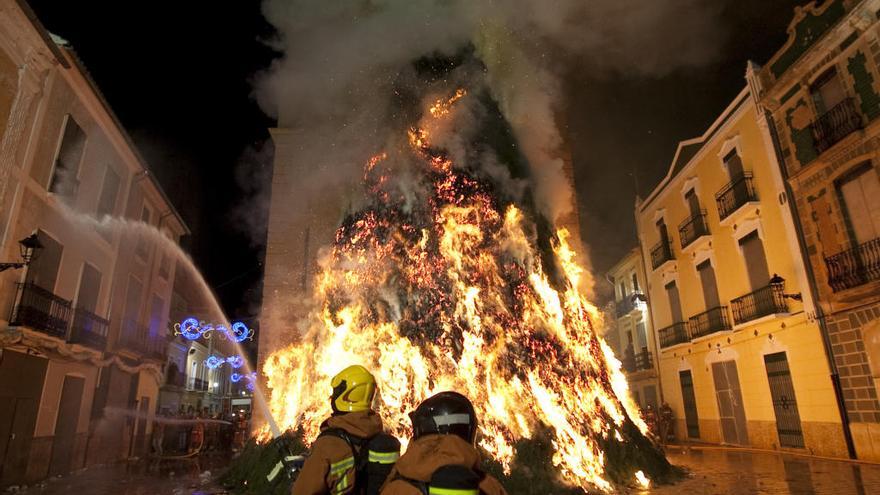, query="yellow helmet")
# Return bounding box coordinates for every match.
[330,365,377,413]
